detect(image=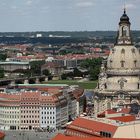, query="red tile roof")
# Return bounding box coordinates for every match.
[98,108,131,116]
[52,134,140,140]
[109,115,136,122]
[72,88,84,101]
[0,131,5,139]
[67,117,118,136]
